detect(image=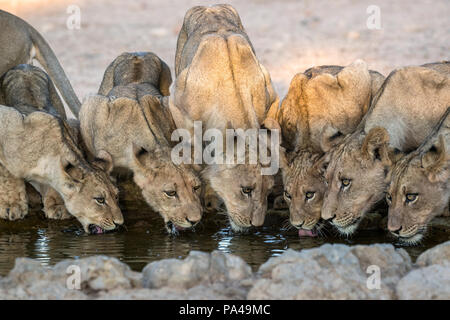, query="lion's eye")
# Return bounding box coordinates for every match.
[405,193,418,203]
[242,187,253,195]
[284,190,291,200]
[305,191,315,200]
[164,190,177,197]
[193,185,201,192]
[386,193,392,204]
[341,178,351,188]
[95,197,105,205]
